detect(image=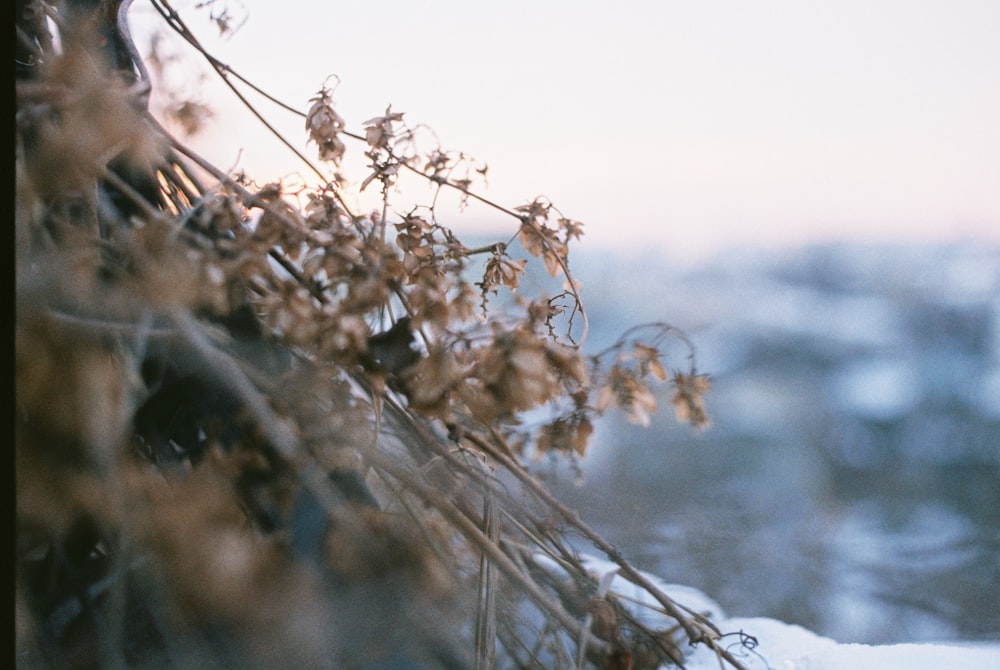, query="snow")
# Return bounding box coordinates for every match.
[682,617,1000,670]
[576,555,727,625]
[547,554,1000,670]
